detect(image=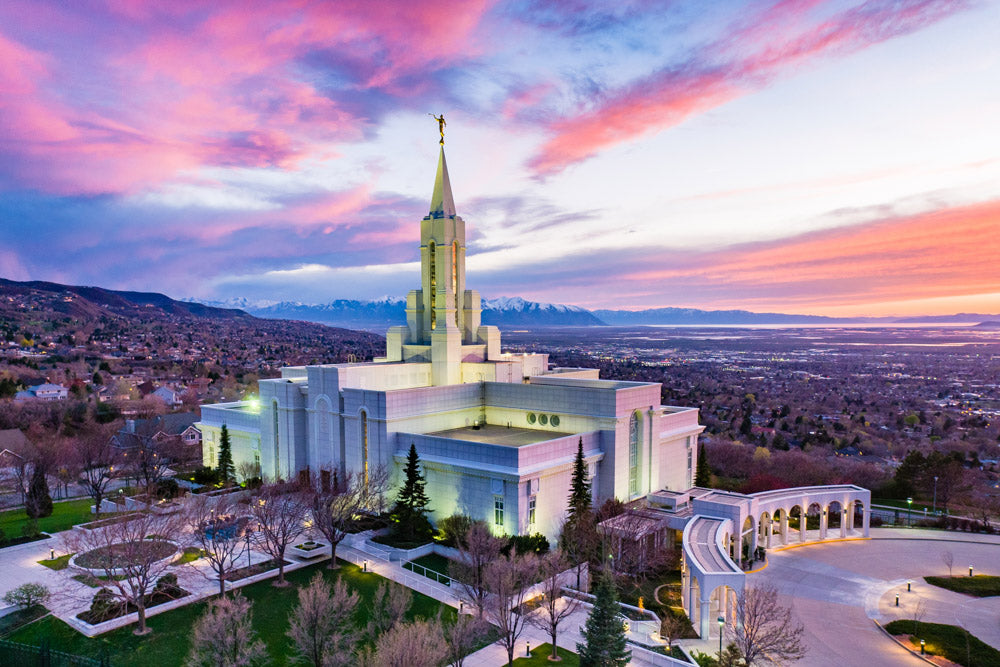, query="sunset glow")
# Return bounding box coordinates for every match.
[1,0,997,317]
